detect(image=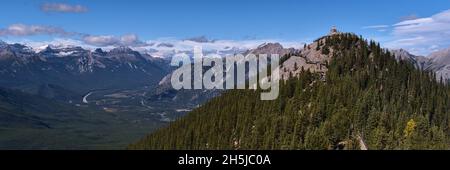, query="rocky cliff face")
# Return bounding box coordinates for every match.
[244,42,297,57]
[427,47,450,82]
[280,37,329,80]
[390,49,431,70]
